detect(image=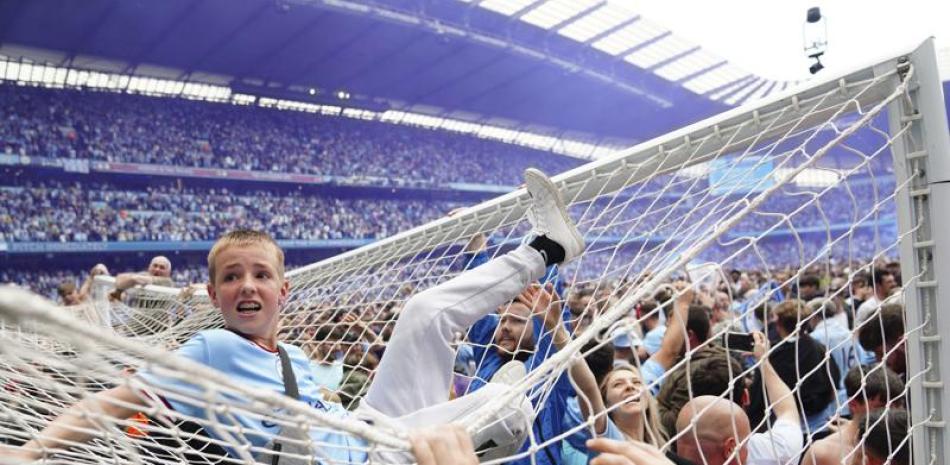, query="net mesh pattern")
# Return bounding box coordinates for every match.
[0,60,928,465]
